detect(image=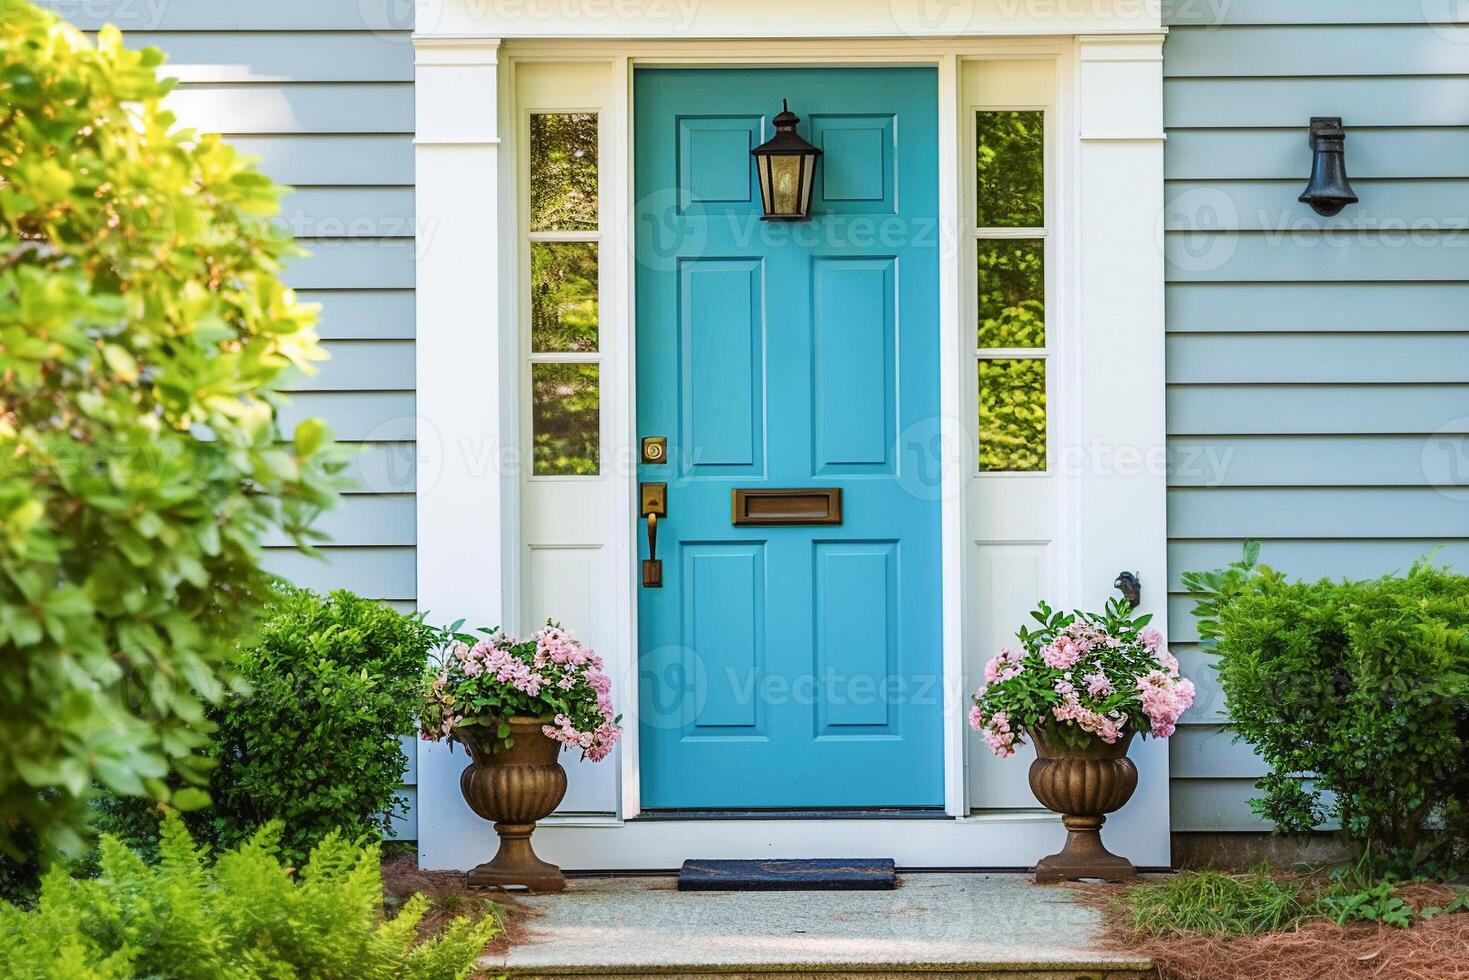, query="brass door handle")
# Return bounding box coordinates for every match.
[641,482,666,588]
